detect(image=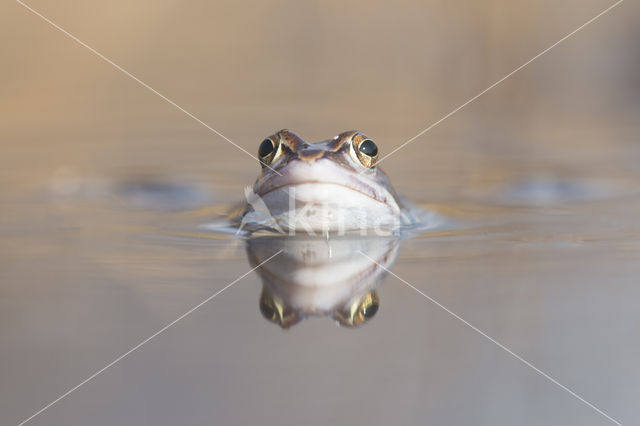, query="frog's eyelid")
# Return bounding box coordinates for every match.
[347,138,366,167]
[272,140,284,163]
